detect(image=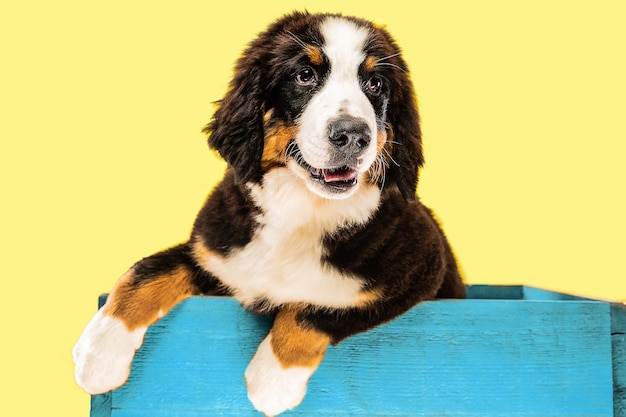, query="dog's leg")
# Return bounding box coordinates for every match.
[245,304,331,417]
[73,244,203,394]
